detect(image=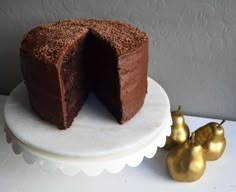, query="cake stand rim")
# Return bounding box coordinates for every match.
[4,77,171,158]
[4,77,172,176]
[4,119,171,176]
